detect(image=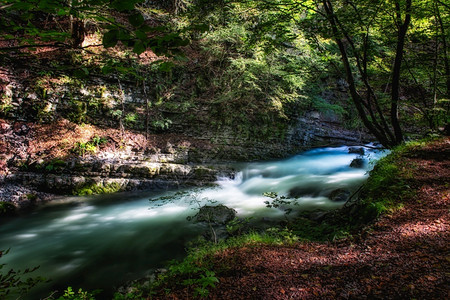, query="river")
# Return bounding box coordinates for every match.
[0,145,386,299]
